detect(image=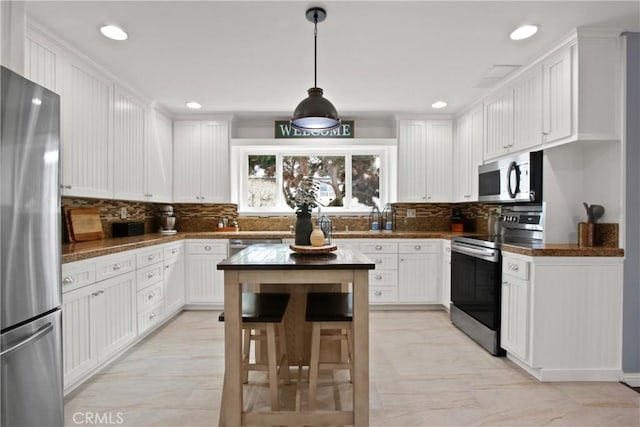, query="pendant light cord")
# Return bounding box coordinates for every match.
[313,10,318,88]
